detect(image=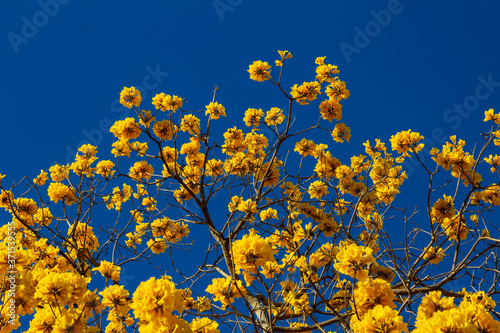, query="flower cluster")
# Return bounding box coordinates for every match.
[334,242,376,281]
[232,230,276,285]
[414,290,500,332]
[152,93,183,112]
[3,50,500,333]
[131,276,190,332]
